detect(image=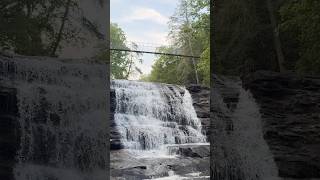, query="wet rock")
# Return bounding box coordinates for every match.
[243,70,320,178]
[186,84,210,138]
[168,144,210,158]
[0,87,19,180]
[110,139,124,150]
[110,150,209,180]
